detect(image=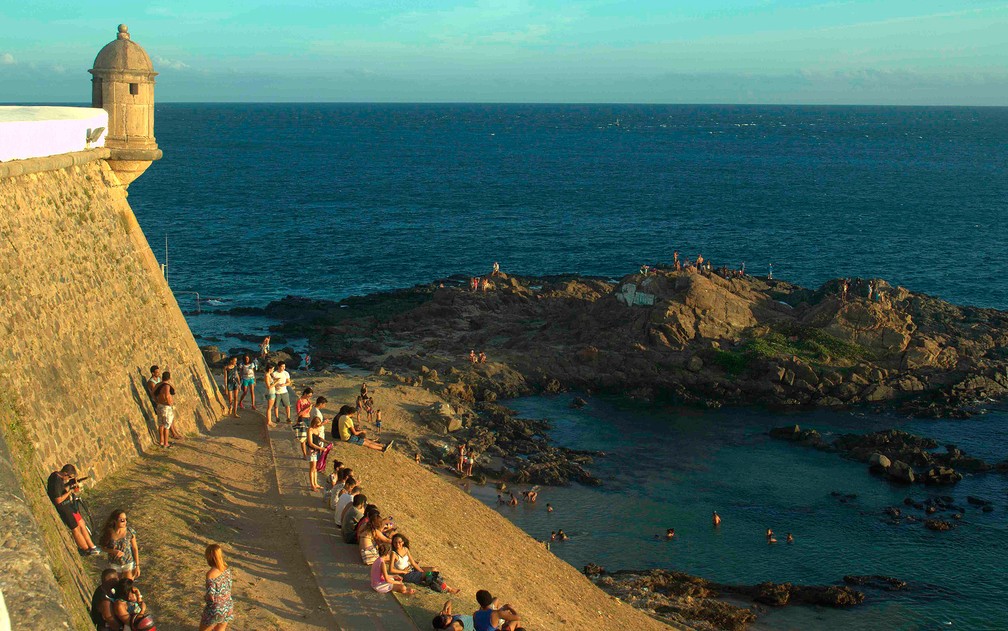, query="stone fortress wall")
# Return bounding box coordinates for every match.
[0,151,225,629]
